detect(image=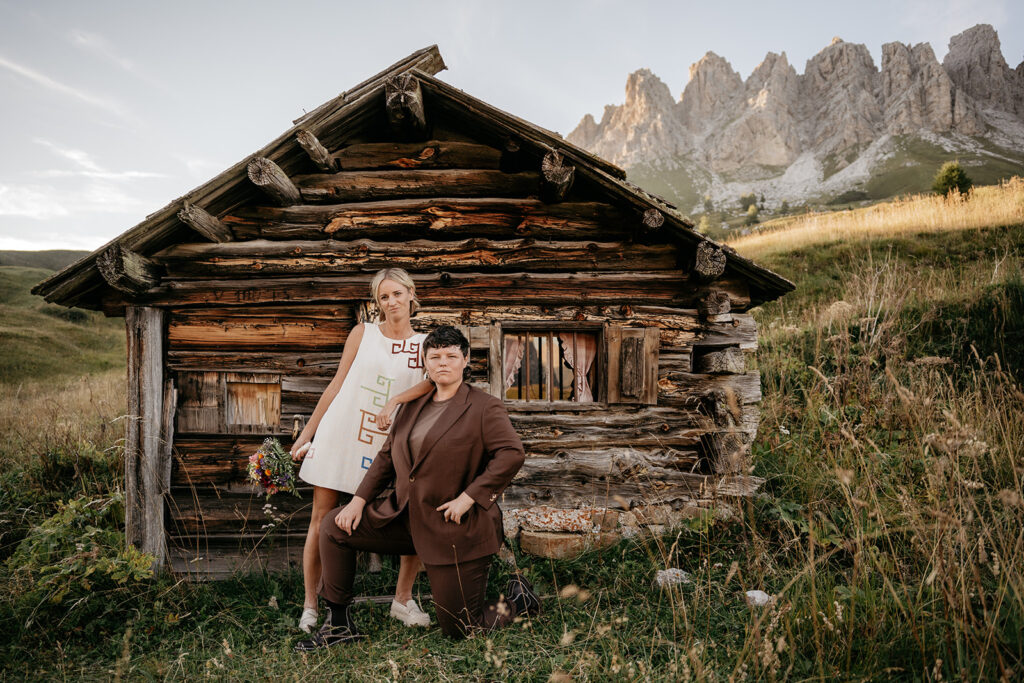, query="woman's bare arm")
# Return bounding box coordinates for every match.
[290,323,365,458]
[375,378,433,430]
